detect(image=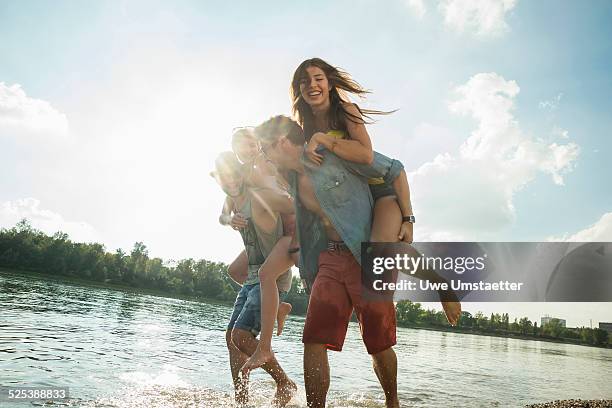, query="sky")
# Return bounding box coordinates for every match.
[1,0,611,327]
